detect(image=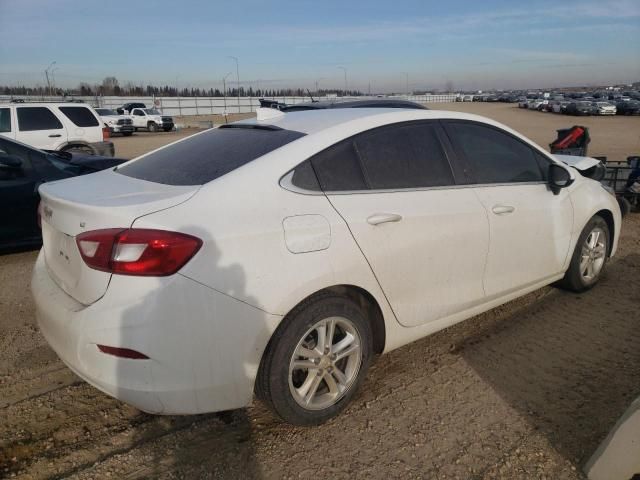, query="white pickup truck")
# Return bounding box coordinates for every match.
[129,108,174,132]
